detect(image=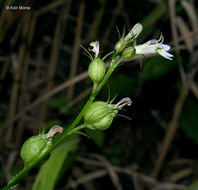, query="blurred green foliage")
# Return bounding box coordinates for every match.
[48,95,70,111]
[180,99,198,144]
[107,74,136,96]
[84,128,105,148]
[142,56,176,81]
[185,181,198,190]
